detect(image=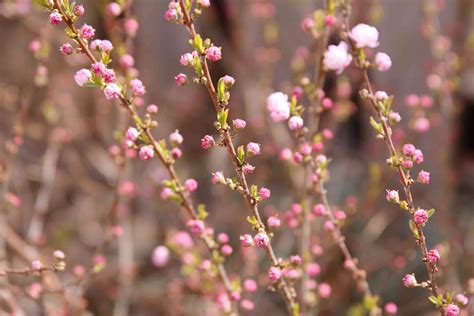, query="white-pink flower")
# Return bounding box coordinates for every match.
[374,52,392,71]
[74,69,92,87]
[267,92,290,122]
[349,23,379,48]
[103,83,122,100]
[323,42,352,74]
